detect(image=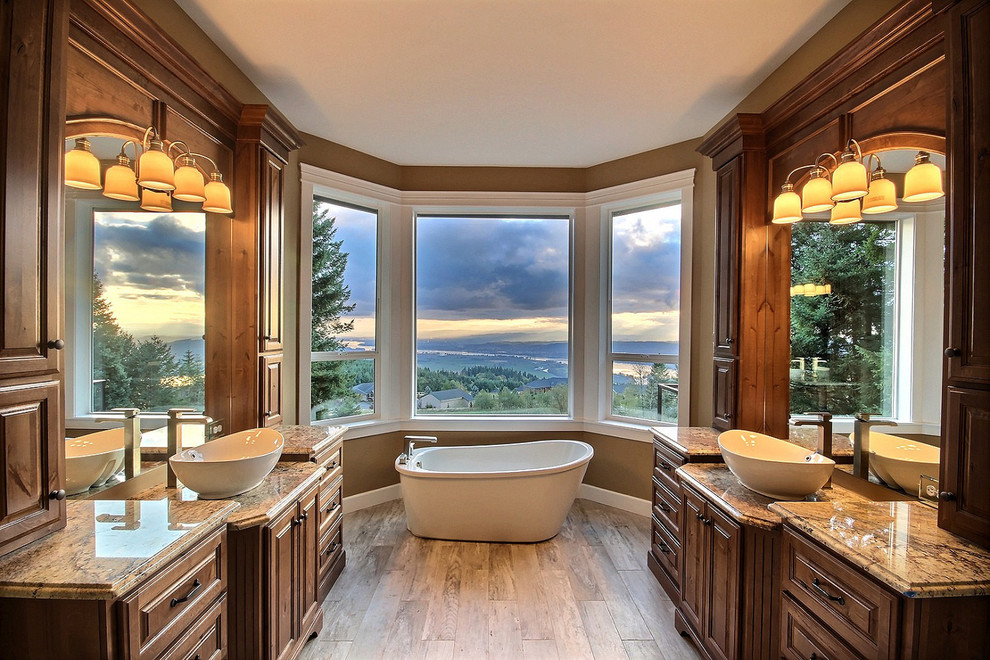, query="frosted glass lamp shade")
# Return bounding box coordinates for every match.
[102,160,139,201]
[772,185,803,224]
[801,173,835,213]
[831,156,868,201]
[173,161,206,203]
[829,200,862,225]
[862,174,898,215]
[137,140,175,191]
[65,138,102,190]
[903,153,944,202]
[140,188,172,213]
[202,173,233,214]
